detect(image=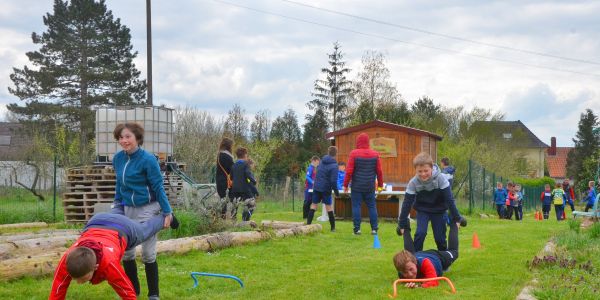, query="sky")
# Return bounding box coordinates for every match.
[0,0,599,147]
